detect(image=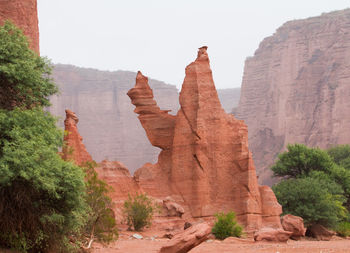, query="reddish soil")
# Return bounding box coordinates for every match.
[92,233,350,253]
